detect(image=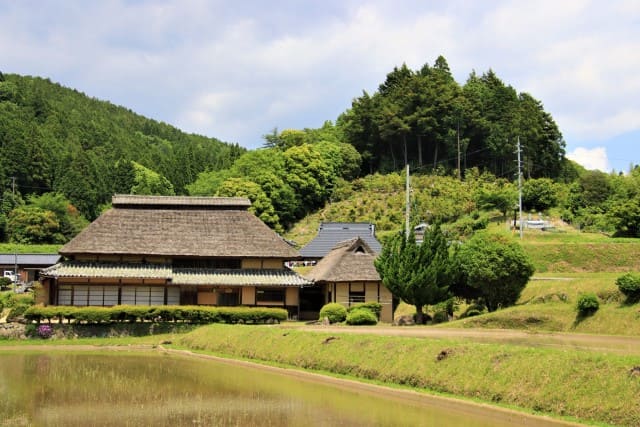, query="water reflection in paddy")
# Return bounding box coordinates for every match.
[0,351,577,426]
